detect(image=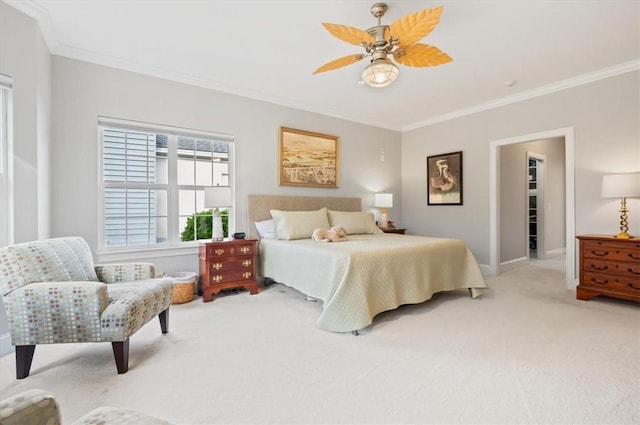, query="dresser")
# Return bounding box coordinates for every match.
[576,235,640,303]
[199,239,259,302]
